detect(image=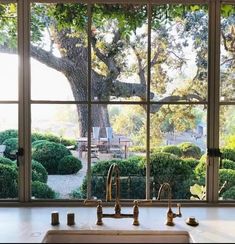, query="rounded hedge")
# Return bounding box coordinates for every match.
[161,145,182,157]
[219,169,235,193]
[222,186,235,200]
[178,142,202,159]
[32,140,49,147]
[32,141,71,174]
[150,152,193,199]
[222,159,235,170]
[2,137,18,160]
[0,156,15,166]
[195,154,207,177]
[58,156,82,174]
[32,160,48,183]
[0,129,18,144]
[0,164,18,198]
[31,181,56,199]
[182,158,199,170]
[221,148,235,162]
